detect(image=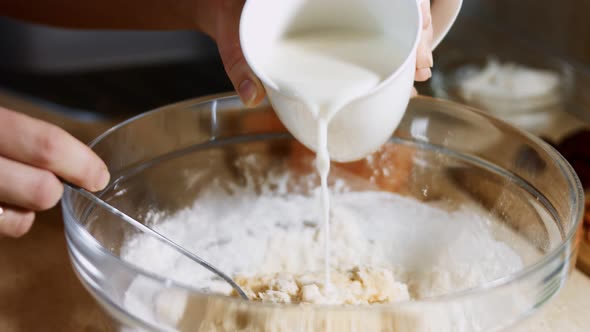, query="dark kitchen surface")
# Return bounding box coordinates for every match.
[0,58,233,119]
[0,15,233,119]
